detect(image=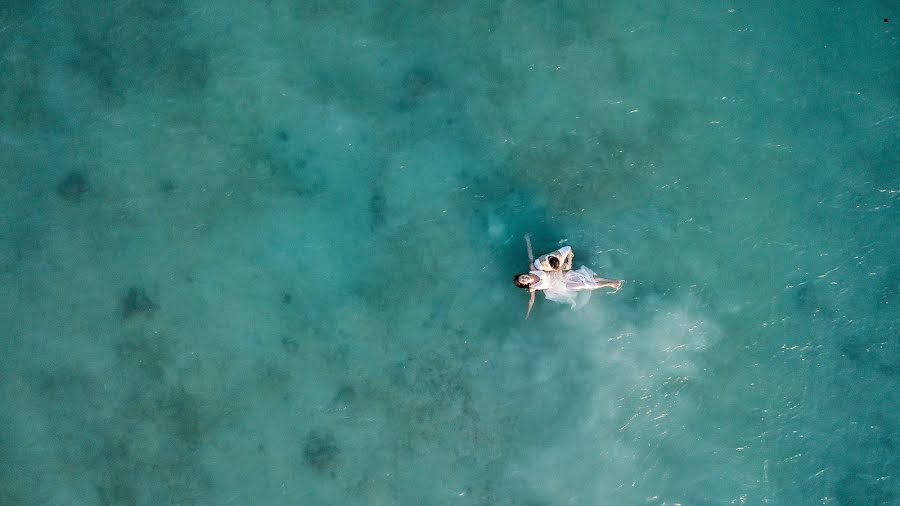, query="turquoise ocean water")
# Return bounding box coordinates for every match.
[1,1,897,504]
